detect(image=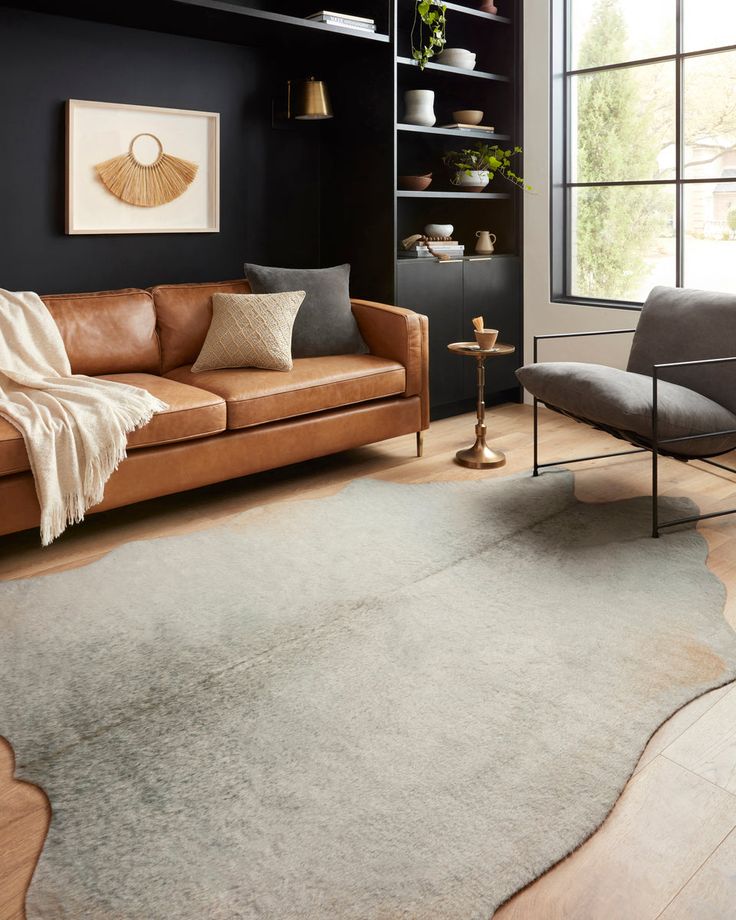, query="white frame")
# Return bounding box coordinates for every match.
[66,99,220,235]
